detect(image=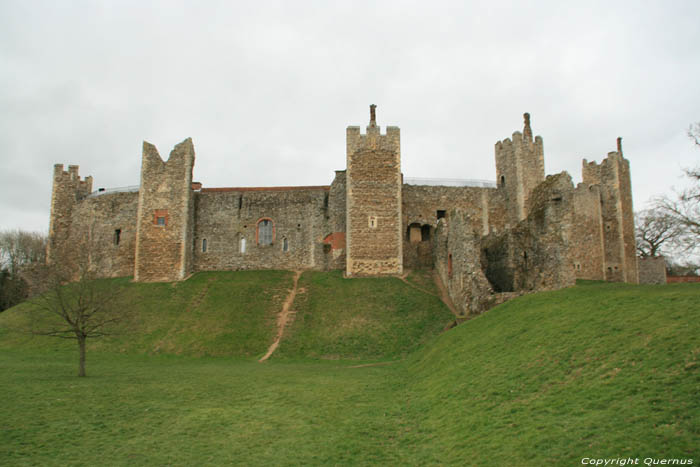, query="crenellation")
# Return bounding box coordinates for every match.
[47,108,641,315]
[346,105,403,276]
